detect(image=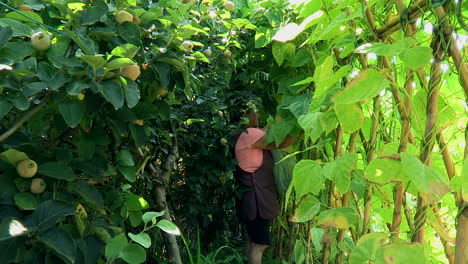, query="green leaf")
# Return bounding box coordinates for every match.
[272,23,303,42]
[0,18,32,37]
[317,207,358,229]
[291,160,324,201]
[105,233,128,260]
[68,181,104,209]
[0,42,34,61]
[14,193,38,210]
[332,69,389,104]
[129,210,143,227]
[79,6,106,25]
[38,162,77,181]
[99,80,124,110]
[39,227,76,264]
[156,219,180,235]
[32,200,76,231]
[63,29,95,55]
[334,104,364,133]
[349,233,388,264]
[111,43,140,58]
[400,153,451,205]
[119,244,146,264]
[105,58,136,72]
[293,239,306,264]
[128,232,151,248]
[129,123,146,147]
[125,194,149,210]
[323,153,357,194]
[67,80,90,96]
[0,149,29,166]
[142,211,165,224]
[117,150,135,166]
[58,100,83,128]
[118,22,141,45]
[375,243,425,264]
[357,38,415,57]
[23,82,47,97]
[292,195,320,223]
[5,11,43,24]
[399,47,432,70]
[118,165,136,182]
[272,42,285,66]
[78,55,106,72]
[298,112,324,142]
[125,80,140,108]
[0,26,13,48]
[0,98,13,119]
[266,121,295,147]
[10,93,30,110]
[364,158,405,184]
[462,157,468,201]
